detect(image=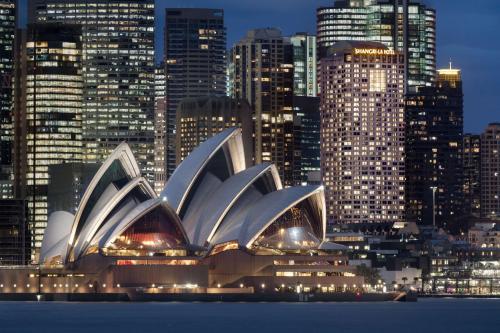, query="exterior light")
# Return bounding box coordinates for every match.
[116,284,120,288]
[40,284,44,287]
[152,284,156,288]
[27,284,30,288]
[75,284,79,287]
[240,284,244,288]
[281,284,285,288]
[162,196,167,202]
[89,284,93,288]
[217,284,221,288]
[261,283,265,289]
[173,284,177,288]
[65,284,69,288]
[13,284,16,288]
[102,284,106,288]
[1,284,5,288]
[317,284,321,288]
[54,284,57,288]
